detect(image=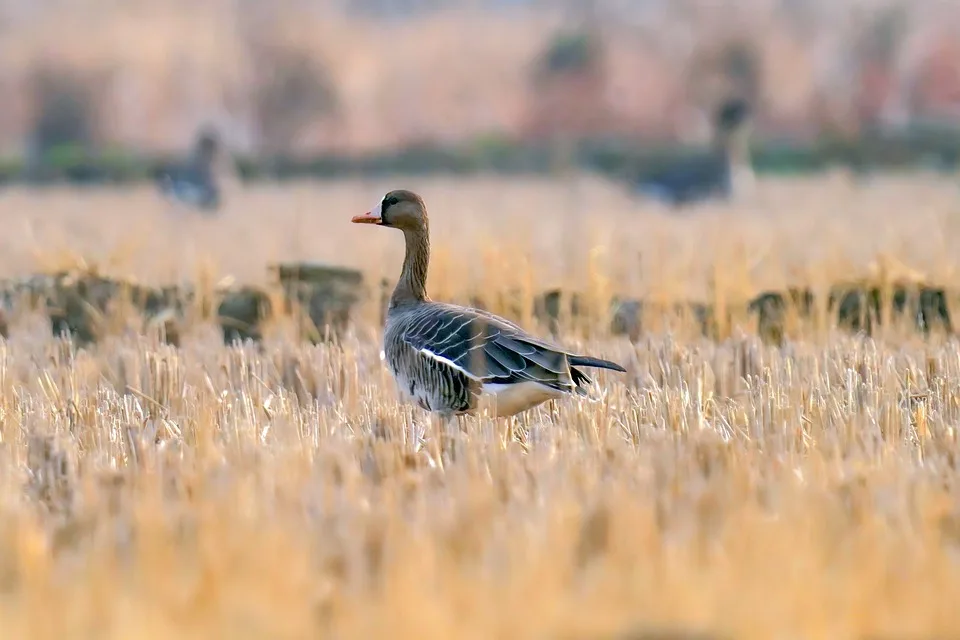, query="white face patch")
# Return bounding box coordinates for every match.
[370,199,383,219]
